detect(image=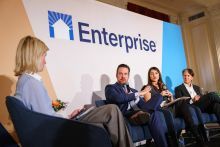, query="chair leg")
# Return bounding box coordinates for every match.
[198,124,208,142]
[206,130,210,141]
[178,134,185,147]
